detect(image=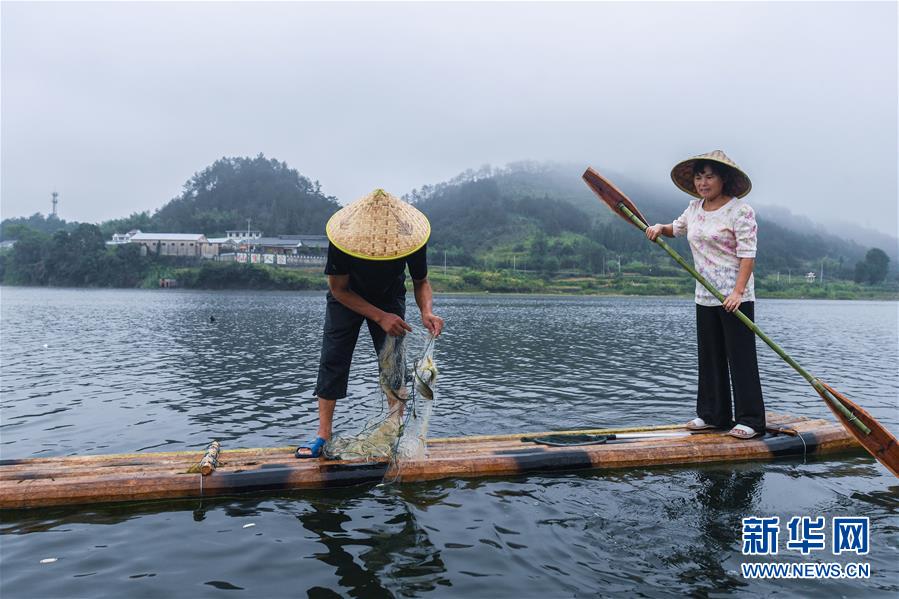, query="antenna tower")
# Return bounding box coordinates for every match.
[51,191,59,218]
